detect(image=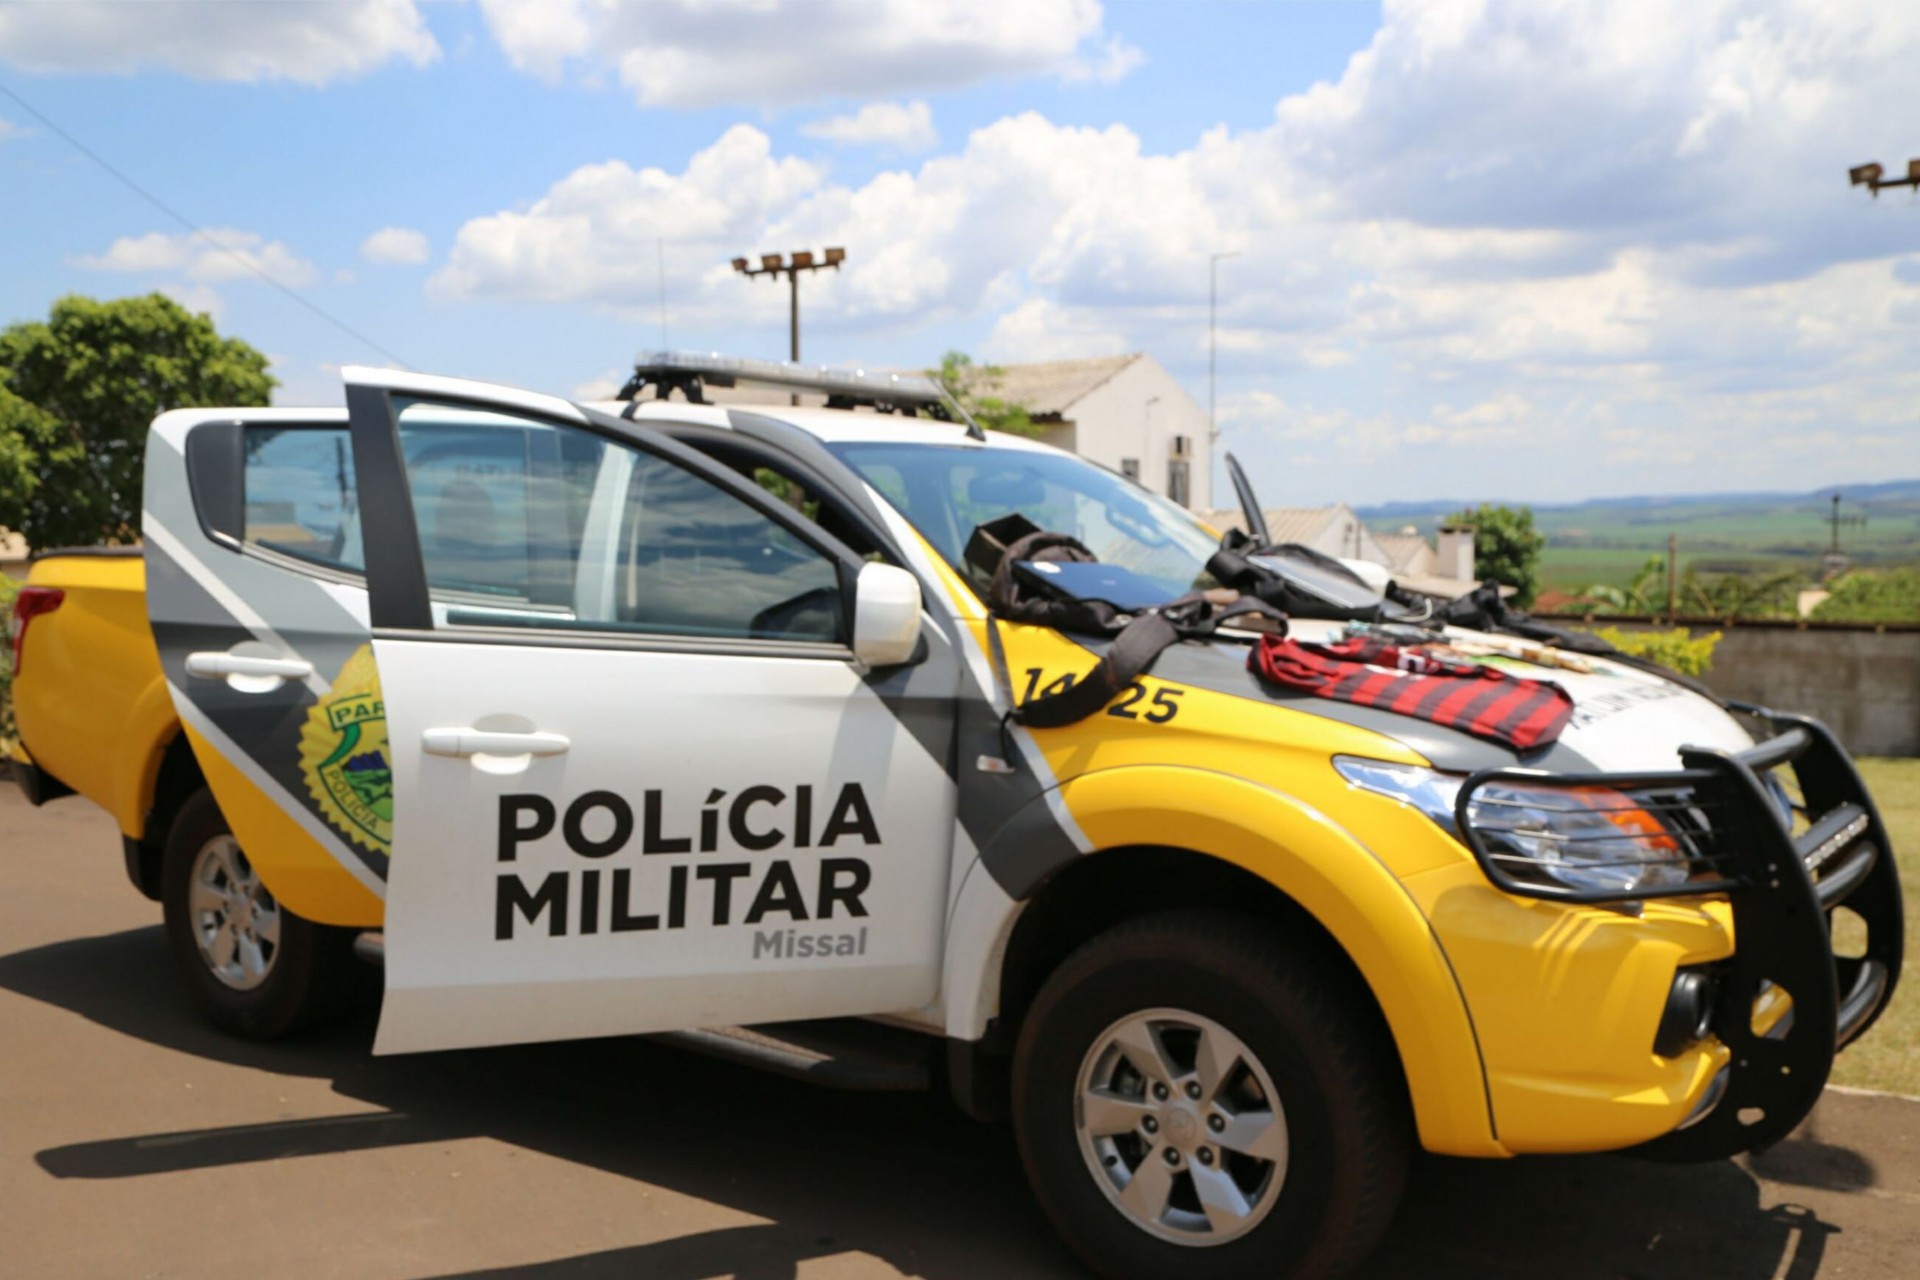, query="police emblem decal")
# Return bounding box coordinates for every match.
[299,645,393,857]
